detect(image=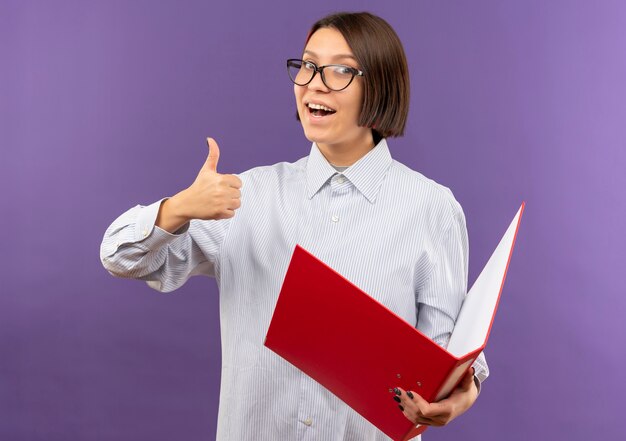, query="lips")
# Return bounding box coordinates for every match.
[306,101,336,118]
